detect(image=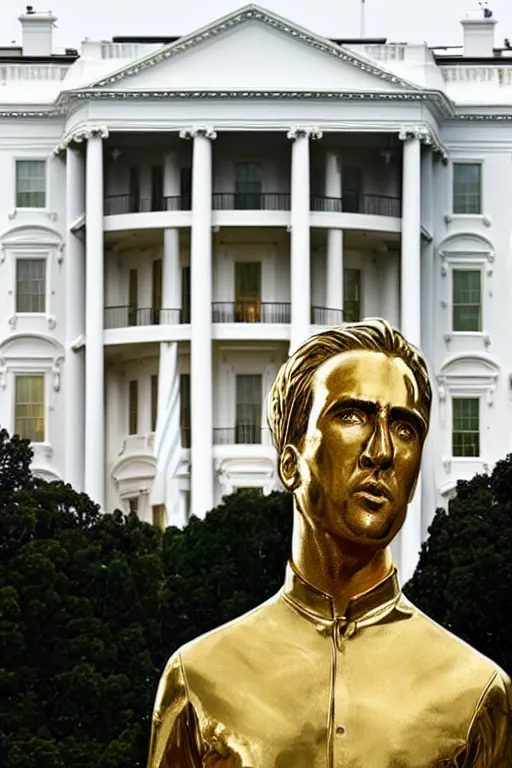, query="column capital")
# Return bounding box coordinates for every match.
[287,126,323,141]
[54,125,109,157]
[398,124,448,164]
[179,126,217,141]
